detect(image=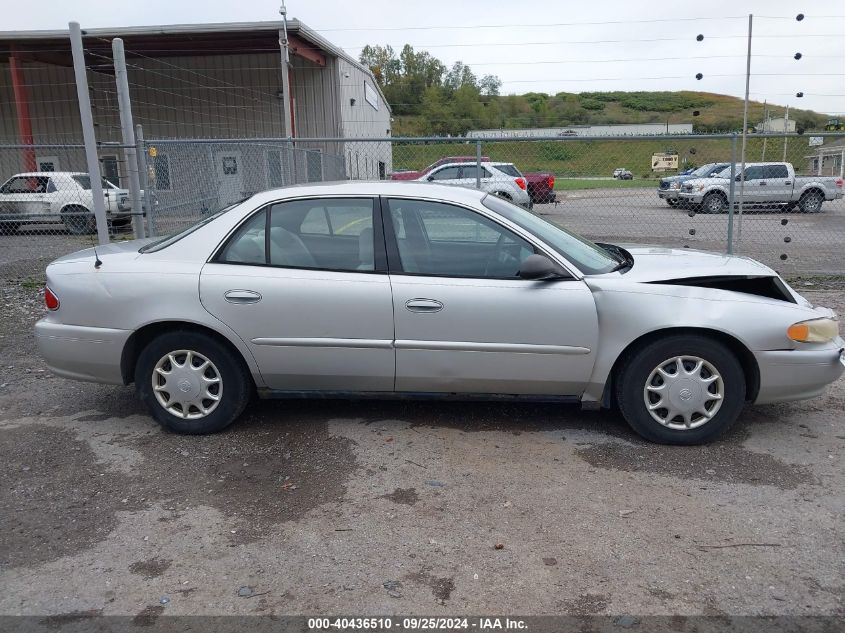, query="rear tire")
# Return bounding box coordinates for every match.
[798,191,823,213]
[700,192,727,214]
[135,331,251,434]
[615,334,745,445]
[61,206,96,234]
